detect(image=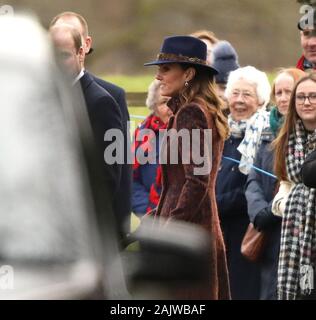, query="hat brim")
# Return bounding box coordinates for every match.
[144,60,218,75]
